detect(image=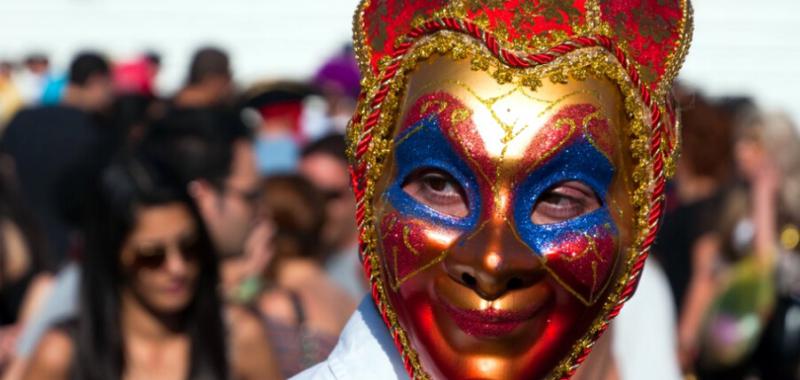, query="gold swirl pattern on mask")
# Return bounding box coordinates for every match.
[397,78,616,216]
[402,225,422,256]
[503,217,622,307]
[353,34,654,380]
[387,218,491,291]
